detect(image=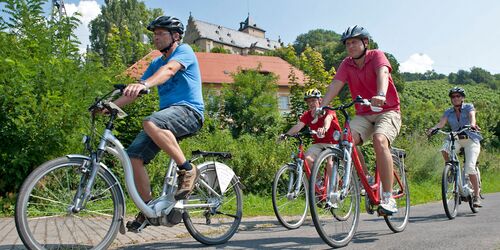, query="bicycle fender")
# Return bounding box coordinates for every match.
[197,161,237,194]
[65,154,127,234]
